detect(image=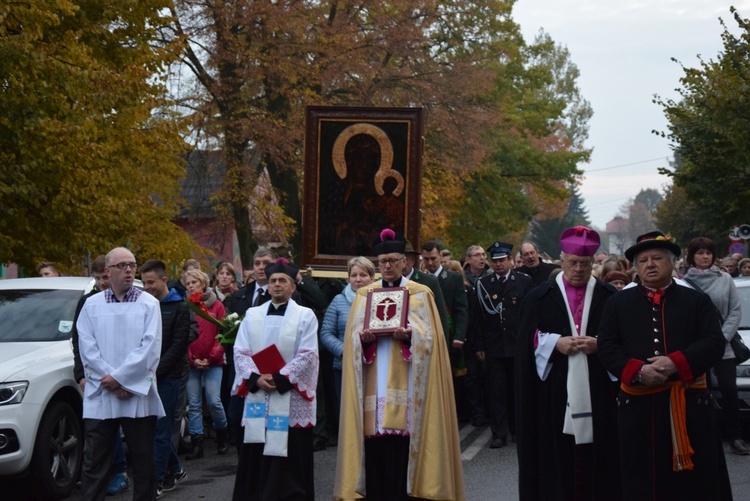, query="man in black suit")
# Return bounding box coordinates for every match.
[517,242,560,285]
[475,241,533,448]
[422,240,470,421]
[402,240,450,338]
[421,241,469,350]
